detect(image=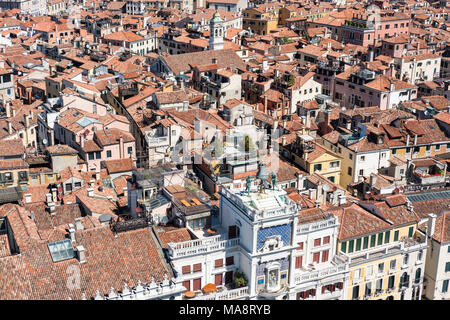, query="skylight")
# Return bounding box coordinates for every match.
[47,239,76,262]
